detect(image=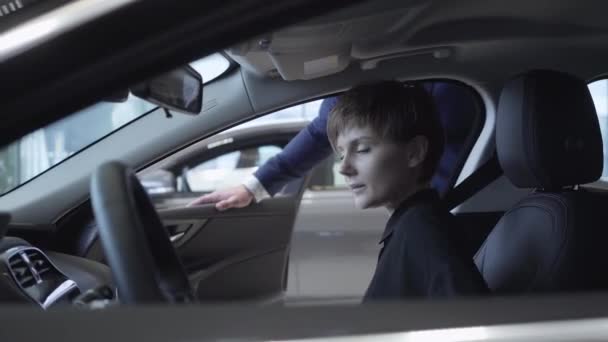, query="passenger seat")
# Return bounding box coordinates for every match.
[474,70,608,294]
